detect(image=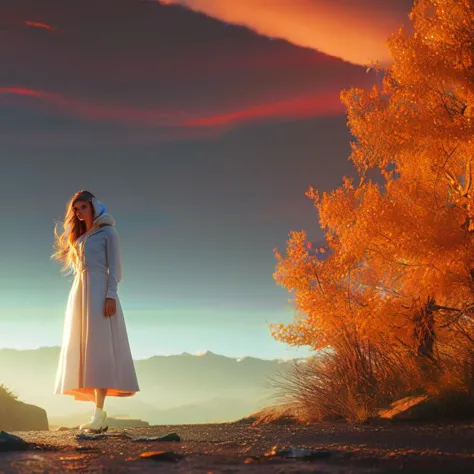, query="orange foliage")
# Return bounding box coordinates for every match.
[271,0,474,357]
